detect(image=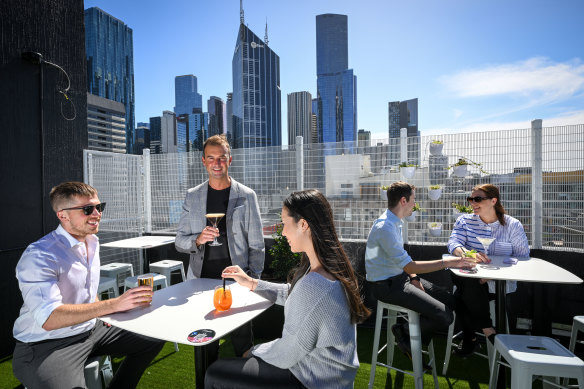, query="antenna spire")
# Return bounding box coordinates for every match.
[240,0,244,24]
[264,18,269,45]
